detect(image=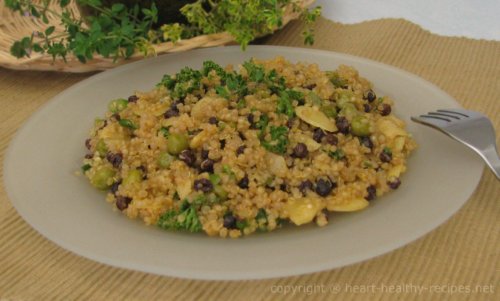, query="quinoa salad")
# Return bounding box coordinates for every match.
[81,57,416,238]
